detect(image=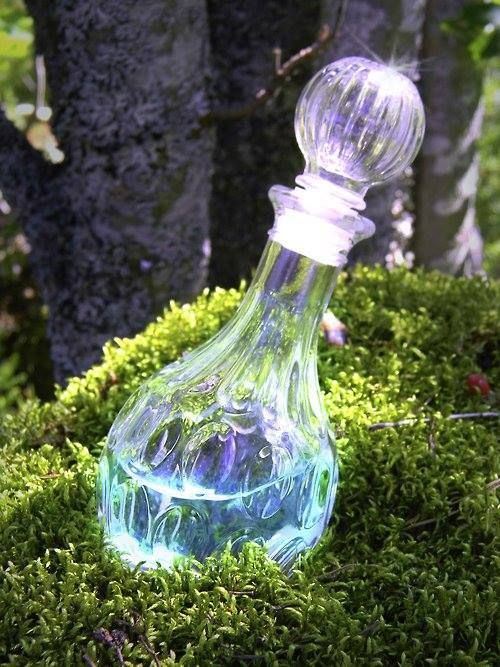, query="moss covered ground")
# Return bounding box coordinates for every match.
[0,266,499,666]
